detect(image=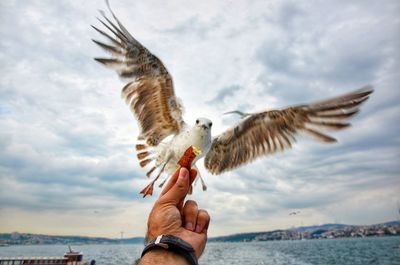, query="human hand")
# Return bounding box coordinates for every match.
[146,167,210,258]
